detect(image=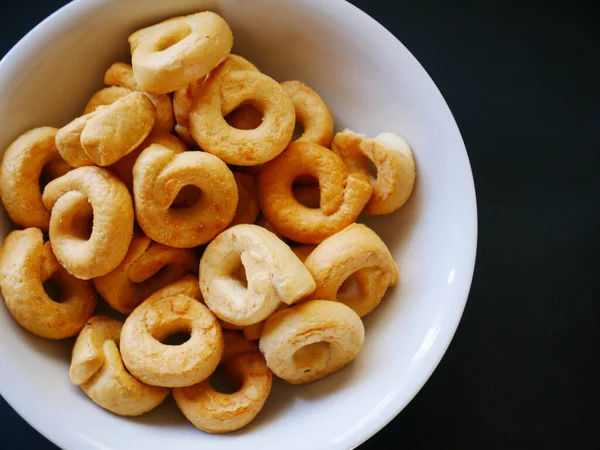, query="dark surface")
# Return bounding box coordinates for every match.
[1,0,598,449]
